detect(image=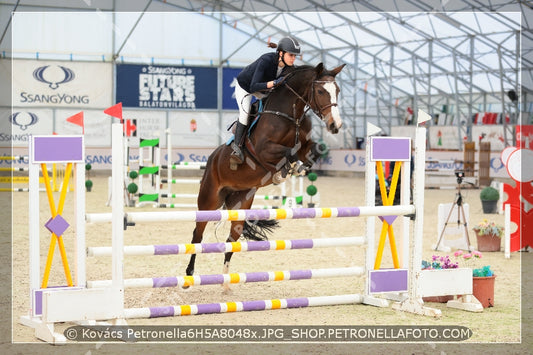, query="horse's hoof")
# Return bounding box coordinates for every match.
[272,171,286,184]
